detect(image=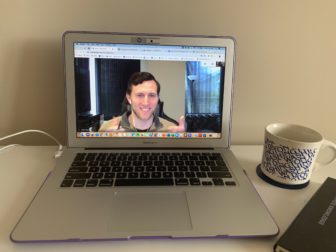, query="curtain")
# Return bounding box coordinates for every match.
[96,59,140,120]
[185,61,223,114]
